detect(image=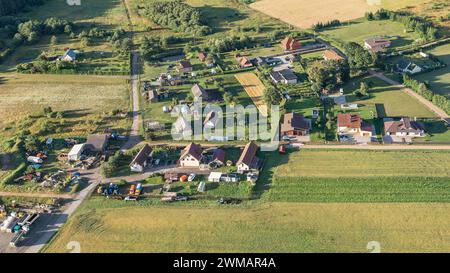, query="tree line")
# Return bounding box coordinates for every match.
[0,0,44,16]
[141,0,211,36]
